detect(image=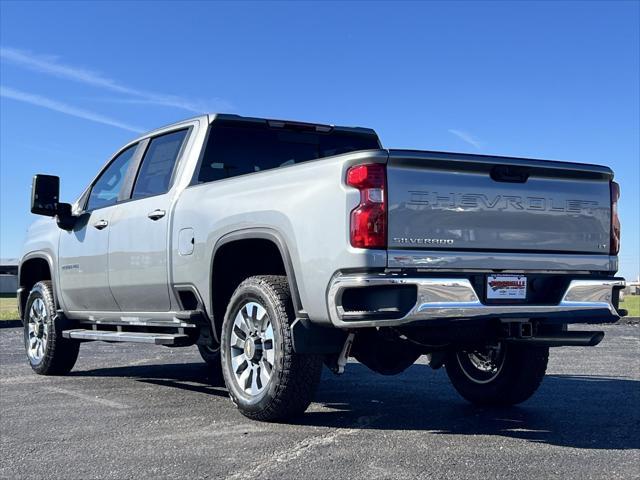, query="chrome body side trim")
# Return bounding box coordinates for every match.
[327,274,625,328]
